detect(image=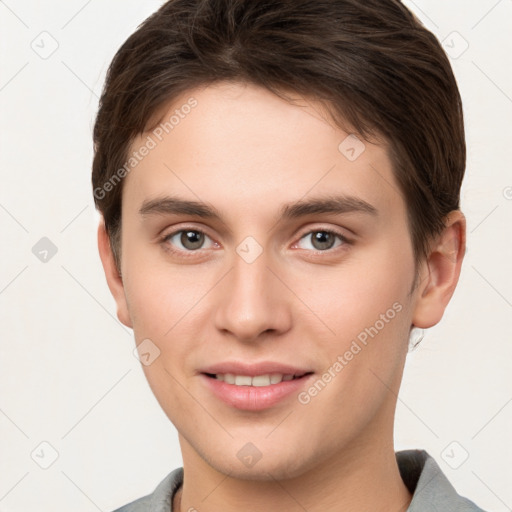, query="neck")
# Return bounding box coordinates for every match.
[174,429,412,512]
